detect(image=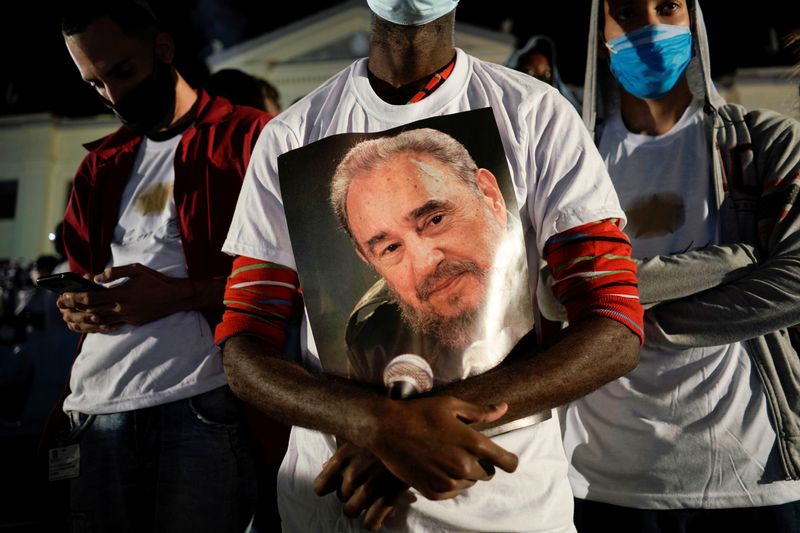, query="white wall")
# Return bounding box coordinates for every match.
[720,66,800,122]
[0,114,116,262]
